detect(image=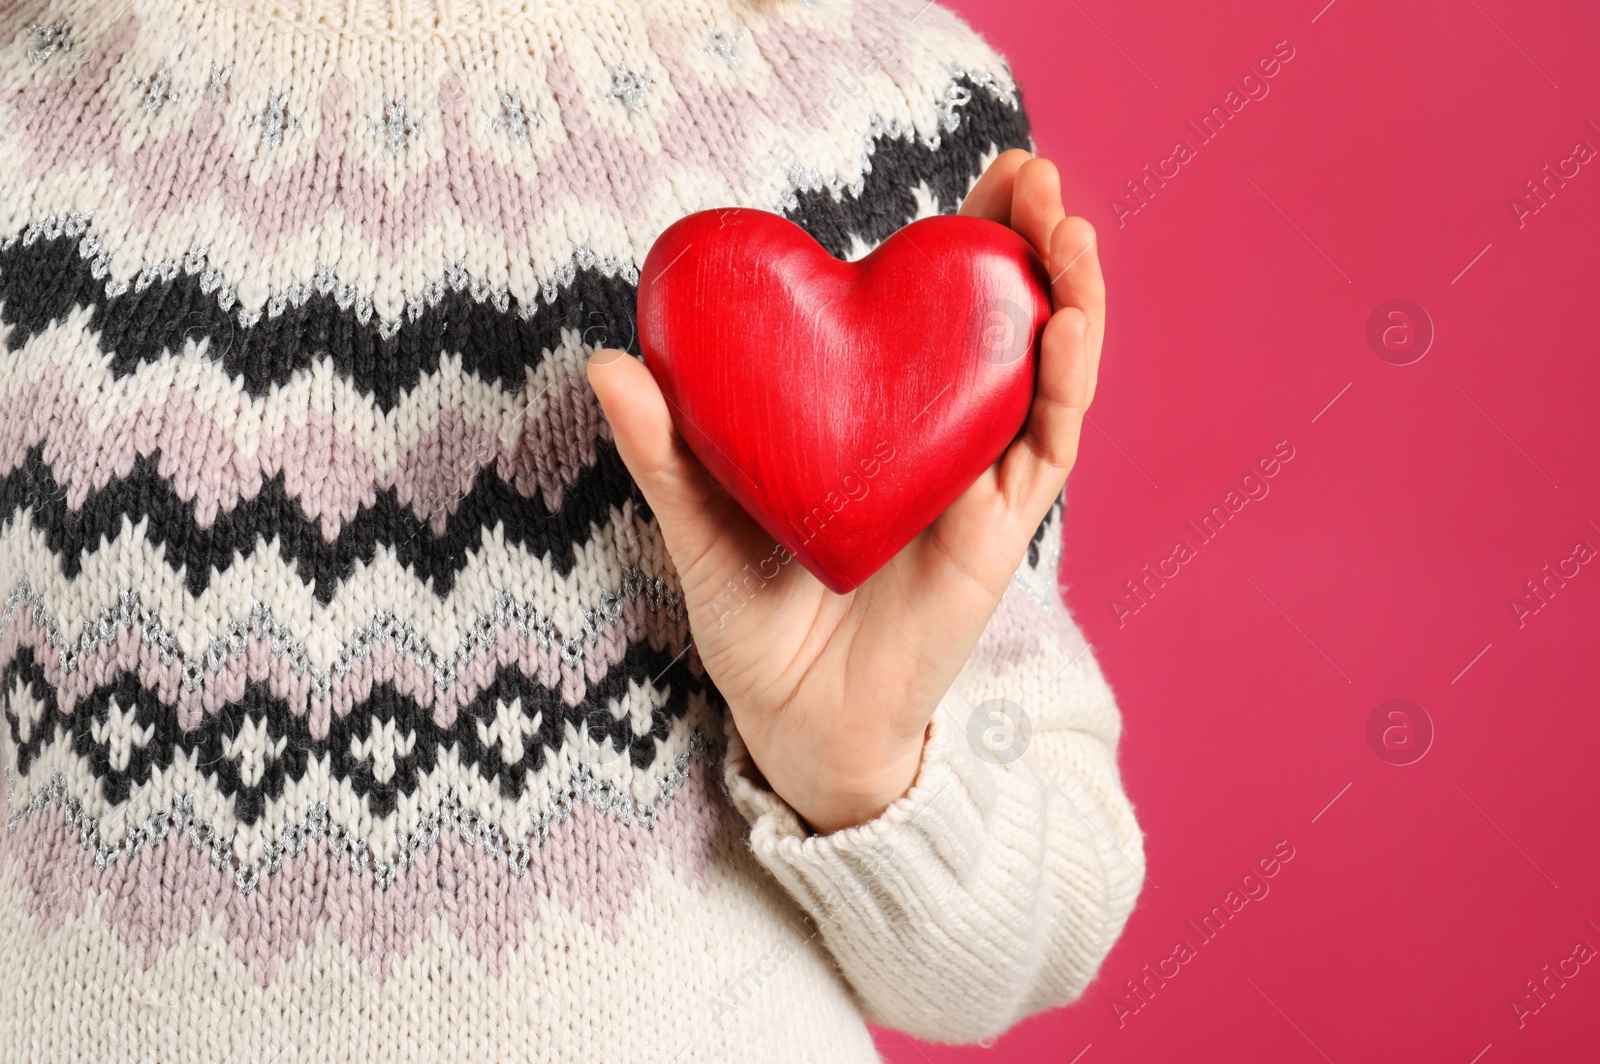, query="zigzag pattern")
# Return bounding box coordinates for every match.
[5,673,718,857]
[3,317,1047,583]
[0,3,1125,1044]
[1,0,1021,312]
[0,76,1027,404]
[2,422,1052,617]
[0,4,1041,925]
[0,76,1031,612]
[0,332,609,532]
[2,548,707,876]
[6,747,730,978]
[4,632,704,816]
[0,443,643,601]
[0,227,640,409]
[0,579,688,724]
[1,554,703,798]
[0,516,682,674]
[790,78,1030,259]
